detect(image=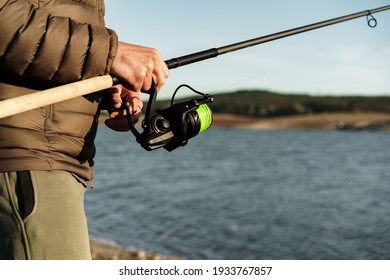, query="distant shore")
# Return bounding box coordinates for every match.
[211,112,390,131]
